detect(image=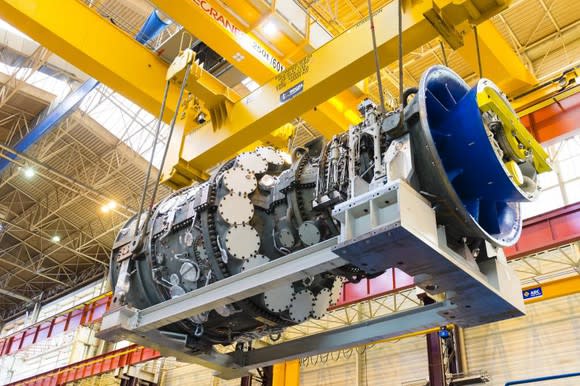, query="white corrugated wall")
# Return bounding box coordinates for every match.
[297,293,580,385]
[465,292,580,386]
[162,362,242,386]
[300,334,429,385]
[365,336,429,385]
[300,352,357,386]
[159,293,580,385]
